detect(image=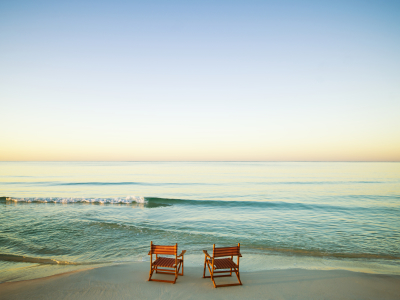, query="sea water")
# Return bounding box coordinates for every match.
[0,162,399,282]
